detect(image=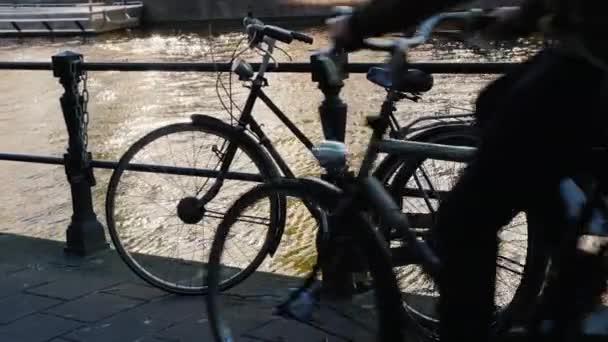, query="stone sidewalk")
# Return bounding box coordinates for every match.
[1,232,607,342]
[0,233,380,342]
